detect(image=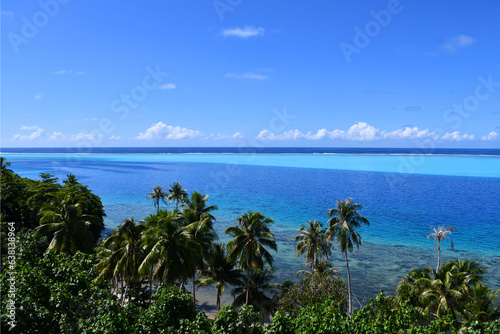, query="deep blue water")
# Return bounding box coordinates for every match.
[2,148,499,303]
